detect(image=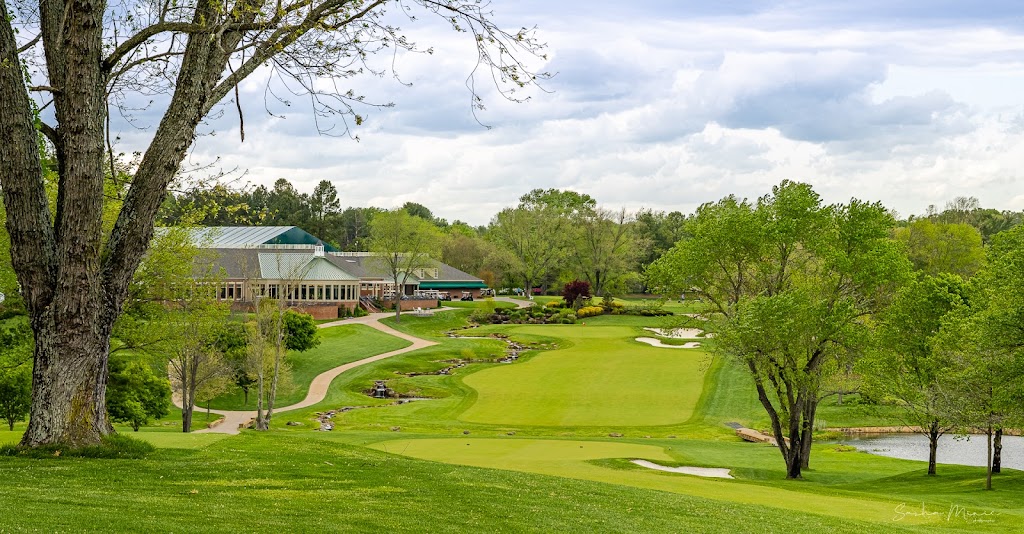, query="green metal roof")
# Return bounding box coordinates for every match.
[258,253,358,281]
[418,281,488,289]
[303,257,359,281]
